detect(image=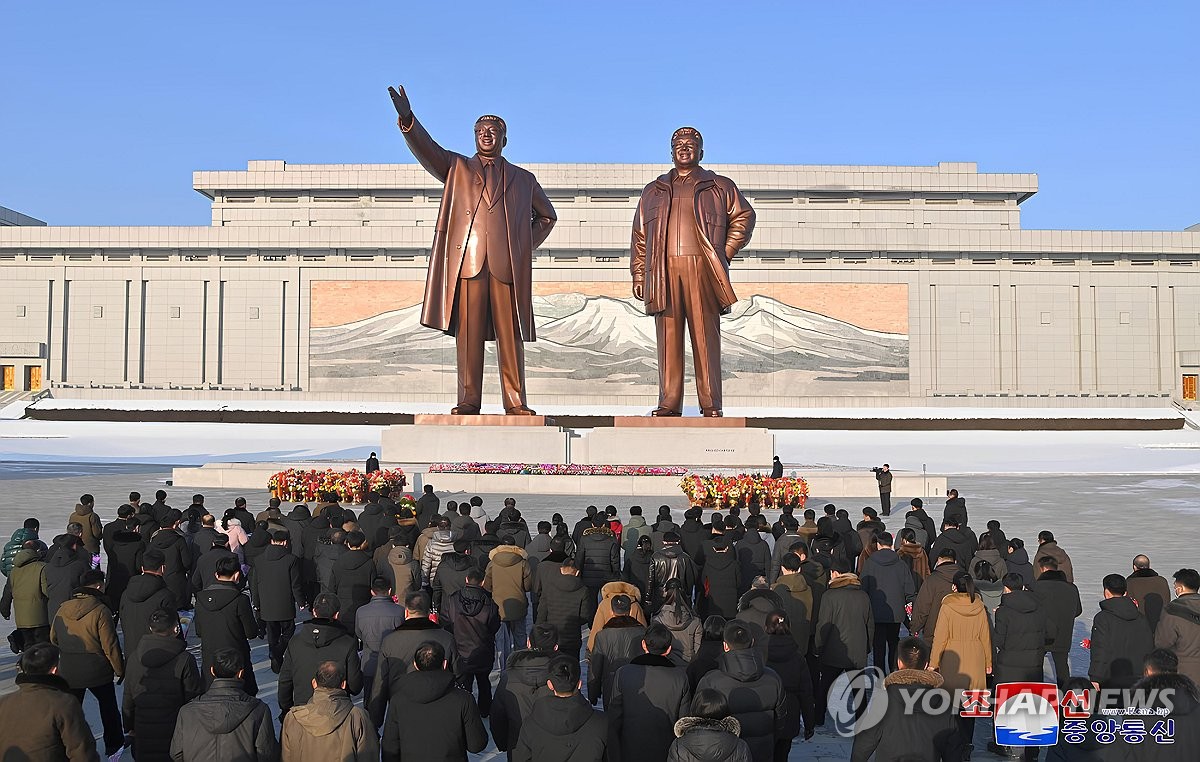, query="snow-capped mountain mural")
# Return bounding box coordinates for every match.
[309,285,909,398]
